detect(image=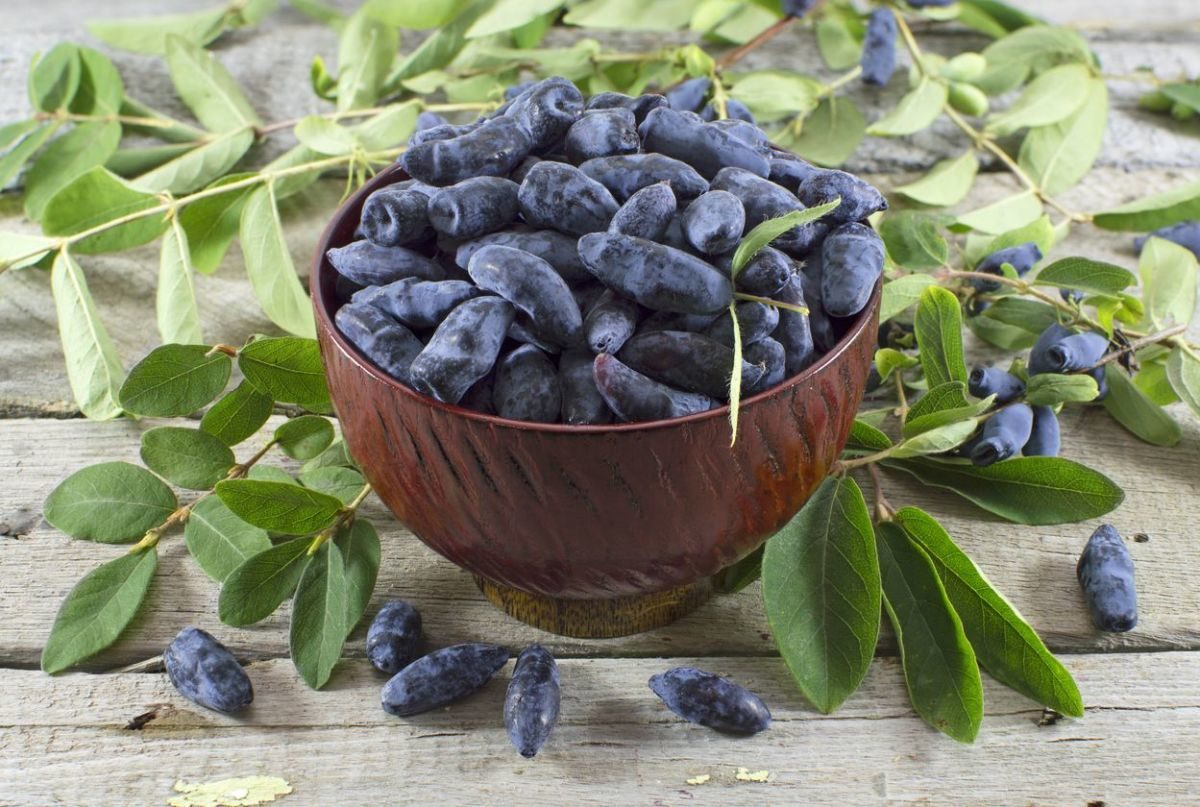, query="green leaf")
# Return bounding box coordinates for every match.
[50,250,126,420]
[954,190,1043,235]
[563,0,696,30]
[1031,257,1135,296]
[201,381,275,446]
[249,466,300,485]
[879,274,937,322]
[1024,373,1098,406]
[88,7,229,56]
[727,302,744,445]
[781,96,866,167]
[978,298,1060,337]
[1092,179,1200,232]
[178,173,258,274]
[905,381,970,422]
[983,213,1056,259]
[875,522,983,744]
[389,0,492,82]
[215,479,343,535]
[140,426,235,490]
[158,219,204,346]
[41,549,158,674]
[874,347,919,382]
[291,0,345,26]
[867,78,948,137]
[729,71,822,122]
[41,167,168,254]
[466,0,565,38]
[984,63,1090,137]
[302,439,357,473]
[915,286,967,390]
[336,519,380,637]
[966,310,1038,351]
[69,48,125,117]
[1133,359,1180,407]
[1139,237,1198,330]
[28,43,82,112]
[847,419,893,451]
[891,418,981,459]
[300,466,365,505]
[132,128,254,195]
[118,96,207,143]
[1165,348,1200,420]
[879,212,949,271]
[894,151,978,207]
[336,10,398,113]
[0,119,41,151]
[730,202,841,275]
[762,476,881,714]
[362,0,462,27]
[290,541,348,688]
[976,26,1092,96]
[1018,78,1107,195]
[107,144,198,178]
[904,394,993,438]
[353,101,420,150]
[184,495,272,583]
[0,121,61,189]
[294,117,357,156]
[1101,364,1182,447]
[0,231,58,271]
[815,9,863,71]
[883,456,1125,525]
[895,507,1083,717]
[218,536,312,626]
[165,35,261,132]
[240,186,317,338]
[44,461,177,543]
[119,344,232,418]
[713,546,765,594]
[238,336,330,409]
[276,416,335,460]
